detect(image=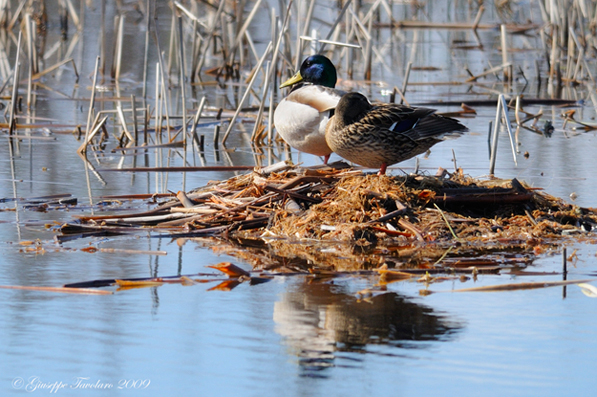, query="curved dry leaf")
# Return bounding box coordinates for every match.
[577,283,597,298]
[208,262,250,277]
[418,190,436,201]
